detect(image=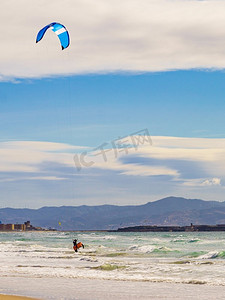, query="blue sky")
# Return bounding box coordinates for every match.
[2,71,225,146]
[1,0,225,208]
